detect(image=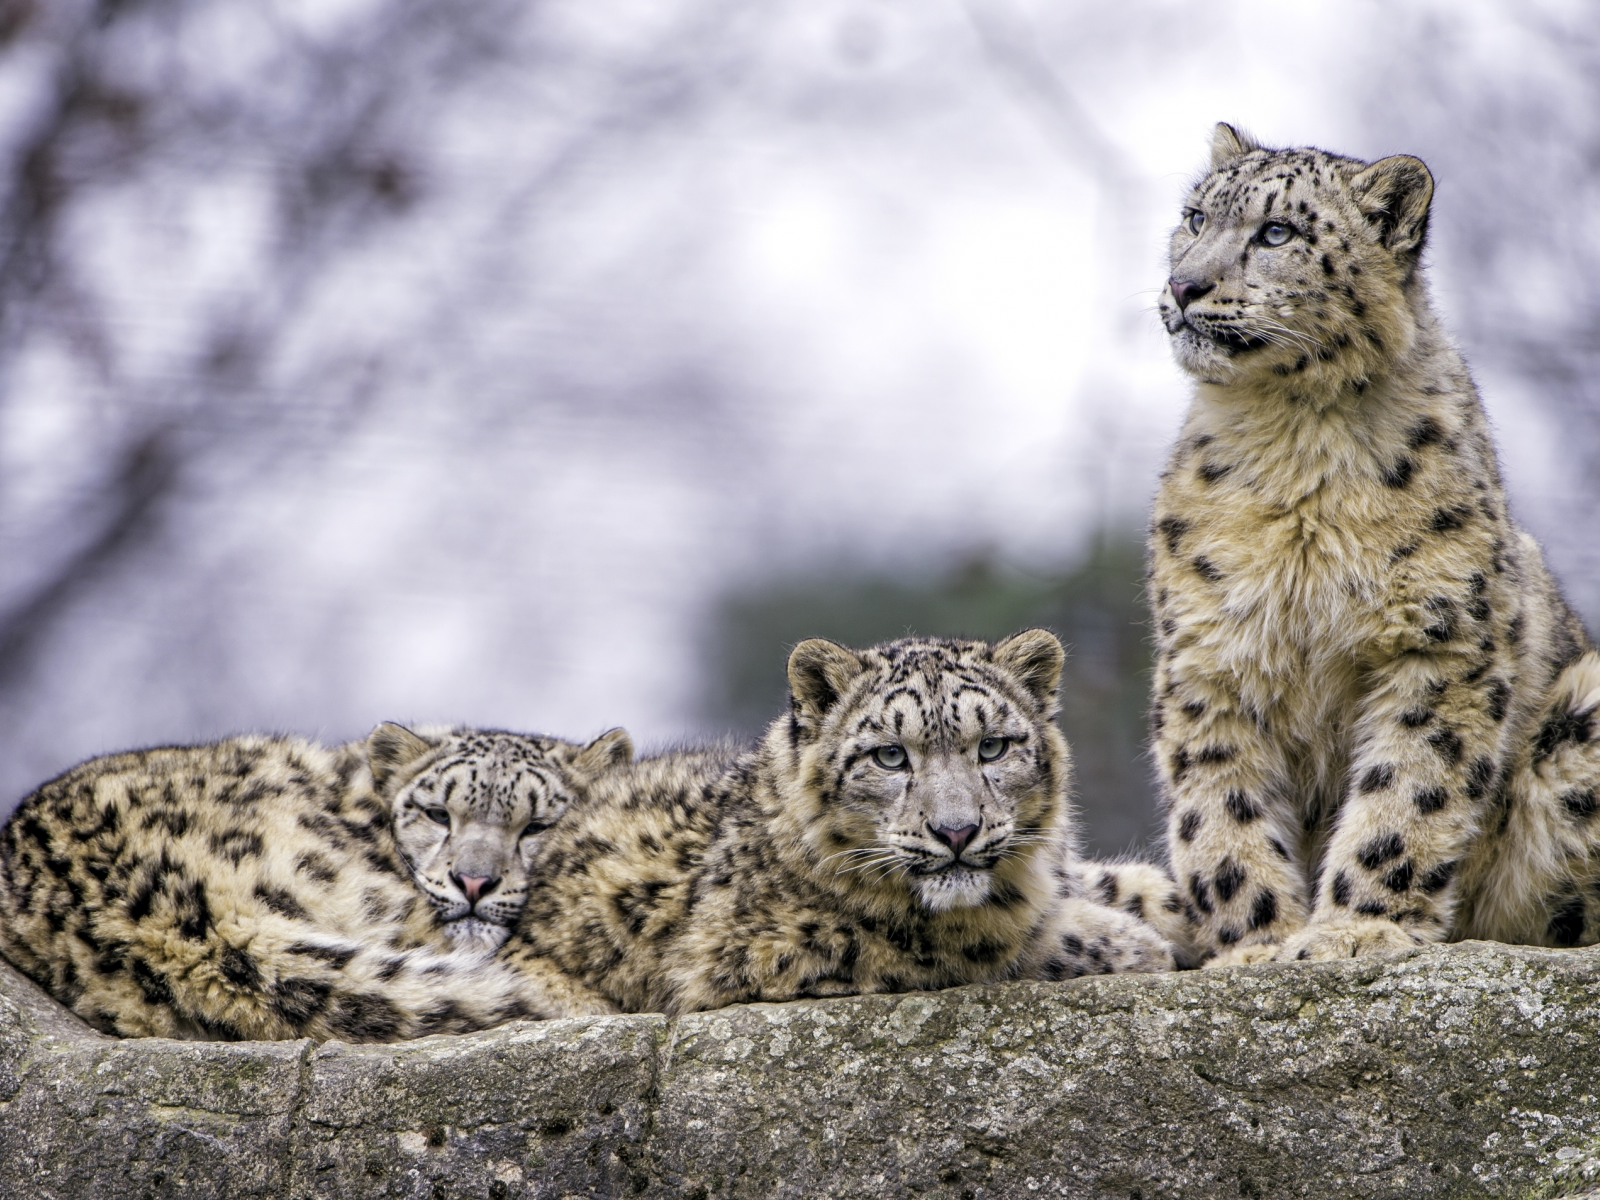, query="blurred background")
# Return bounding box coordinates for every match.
[0,0,1596,853]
